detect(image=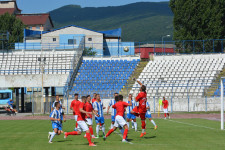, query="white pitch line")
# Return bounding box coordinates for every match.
[114,131,134,145]
[167,119,217,130]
